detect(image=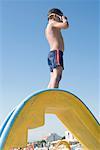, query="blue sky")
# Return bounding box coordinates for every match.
[0,0,99,142]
